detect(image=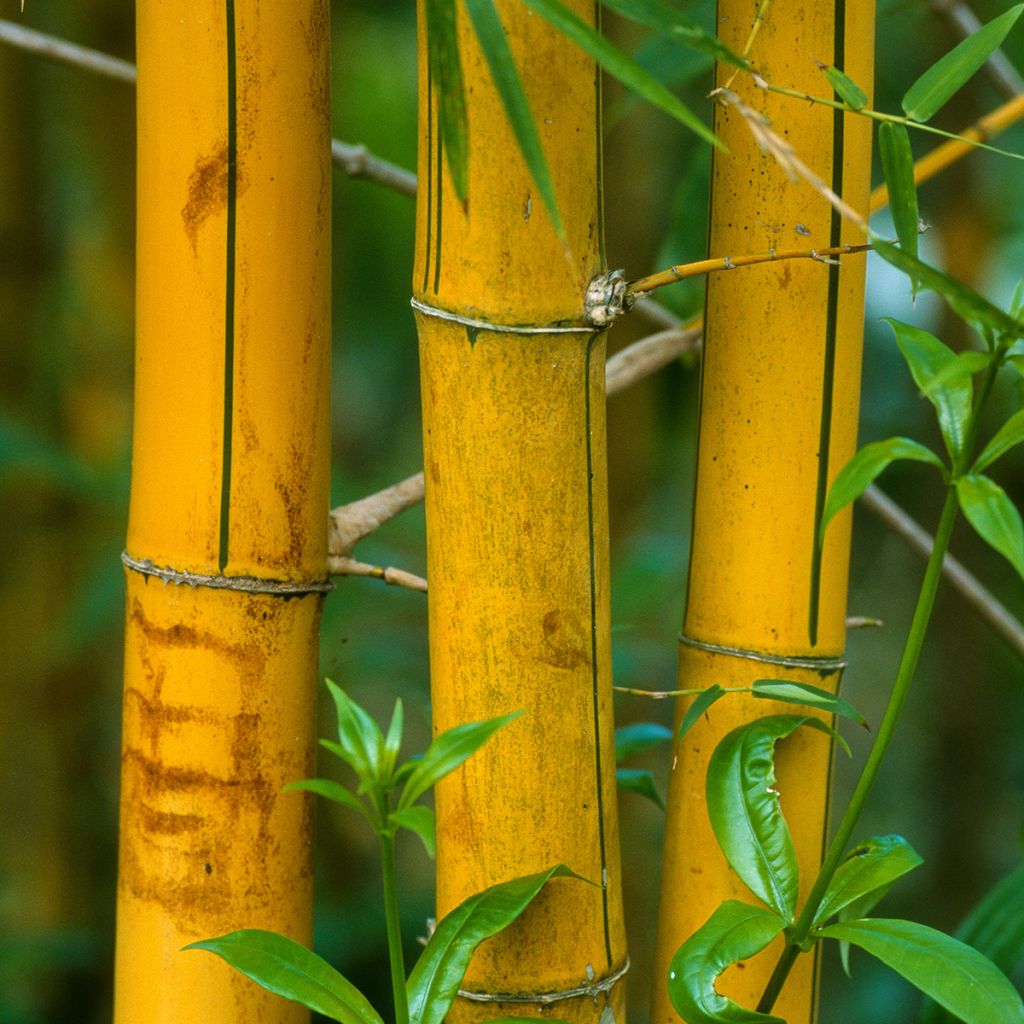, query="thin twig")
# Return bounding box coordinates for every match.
[928,0,1024,99]
[0,18,417,194]
[720,0,770,92]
